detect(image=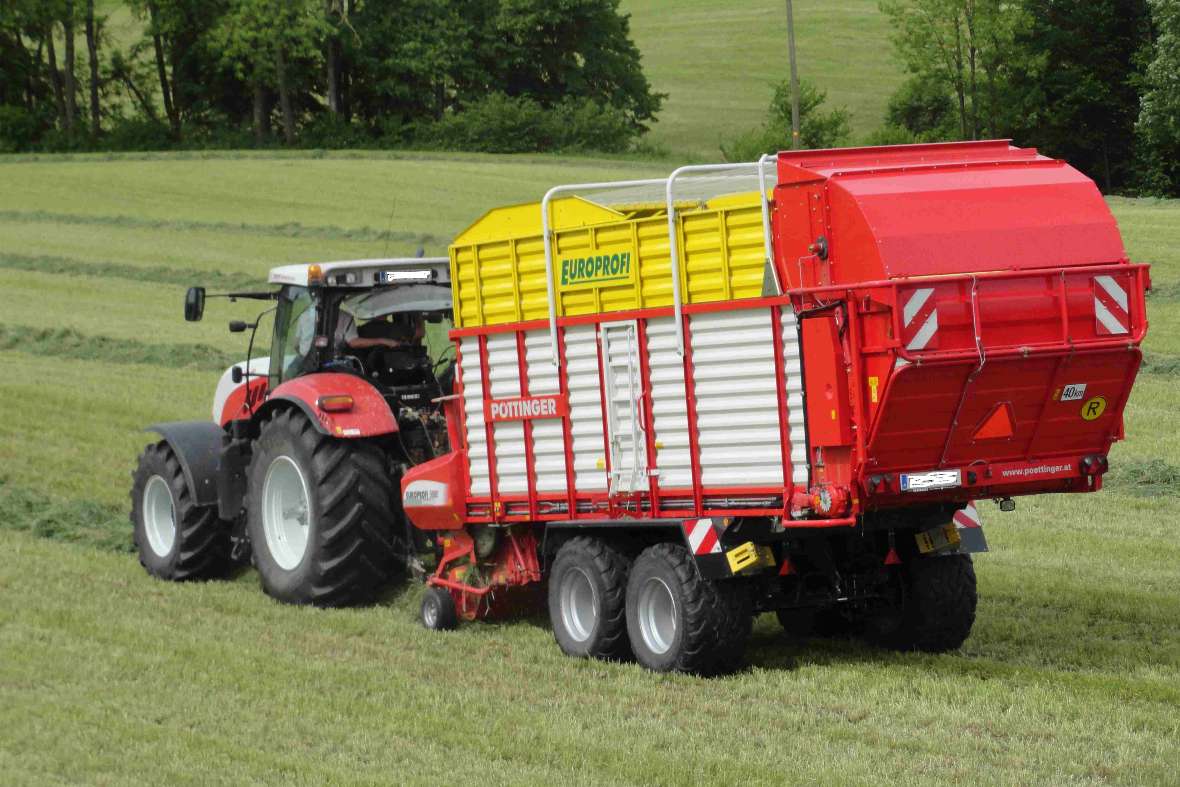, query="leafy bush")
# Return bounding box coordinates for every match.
[414,93,637,154]
[886,76,958,139]
[721,79,851,160]
[99,117,175,152]
[0,106,42,153]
